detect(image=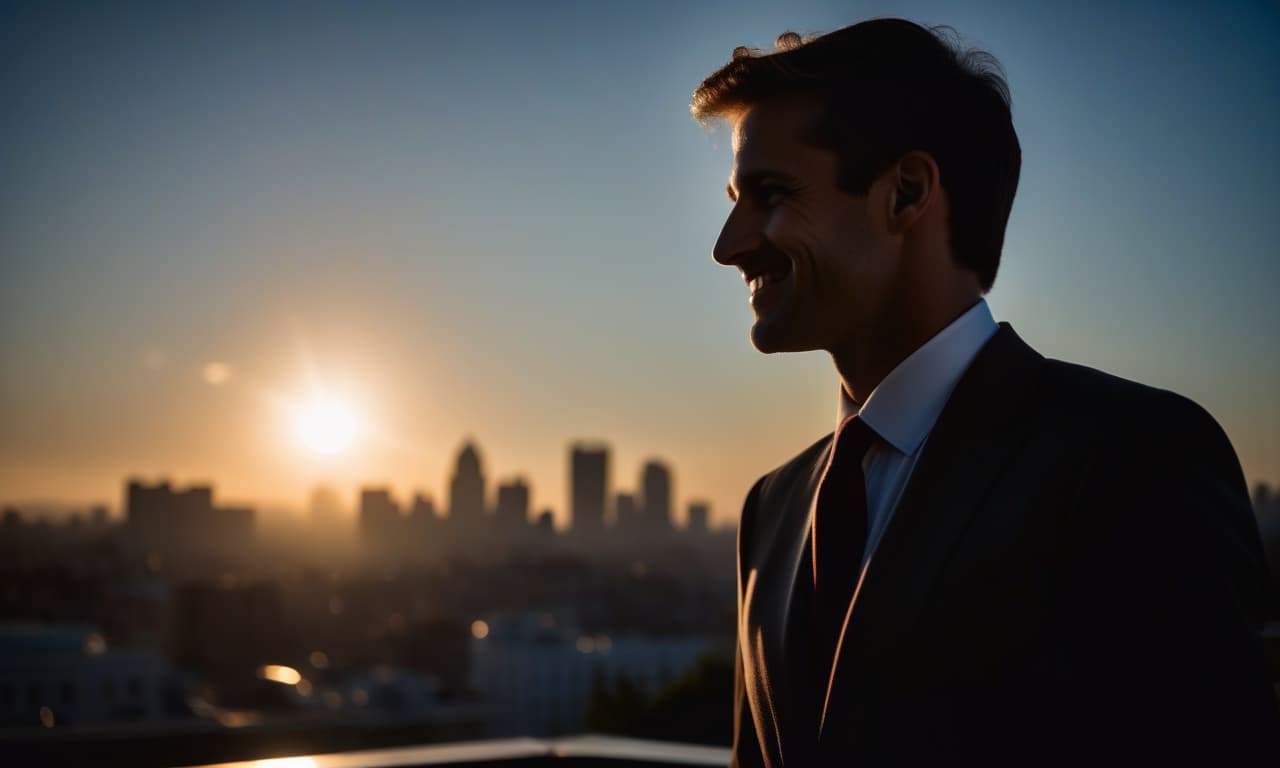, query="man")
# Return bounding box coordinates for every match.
[691,19,1279,766]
